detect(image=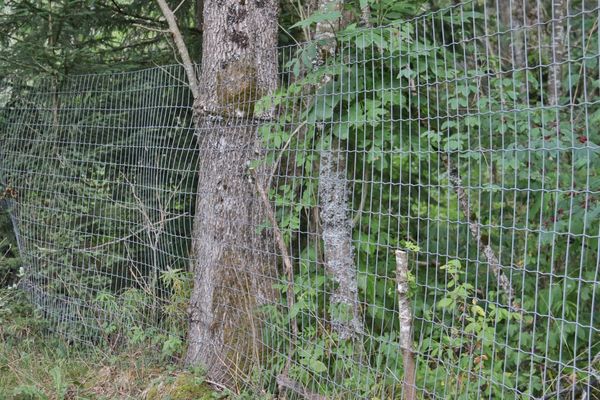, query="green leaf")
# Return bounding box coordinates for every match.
[308,358,328,373]
[333,122,350,140]
[288,298,305,320]
[471,305,486,317]
[308,93,340,122]
[437,297,454,309]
